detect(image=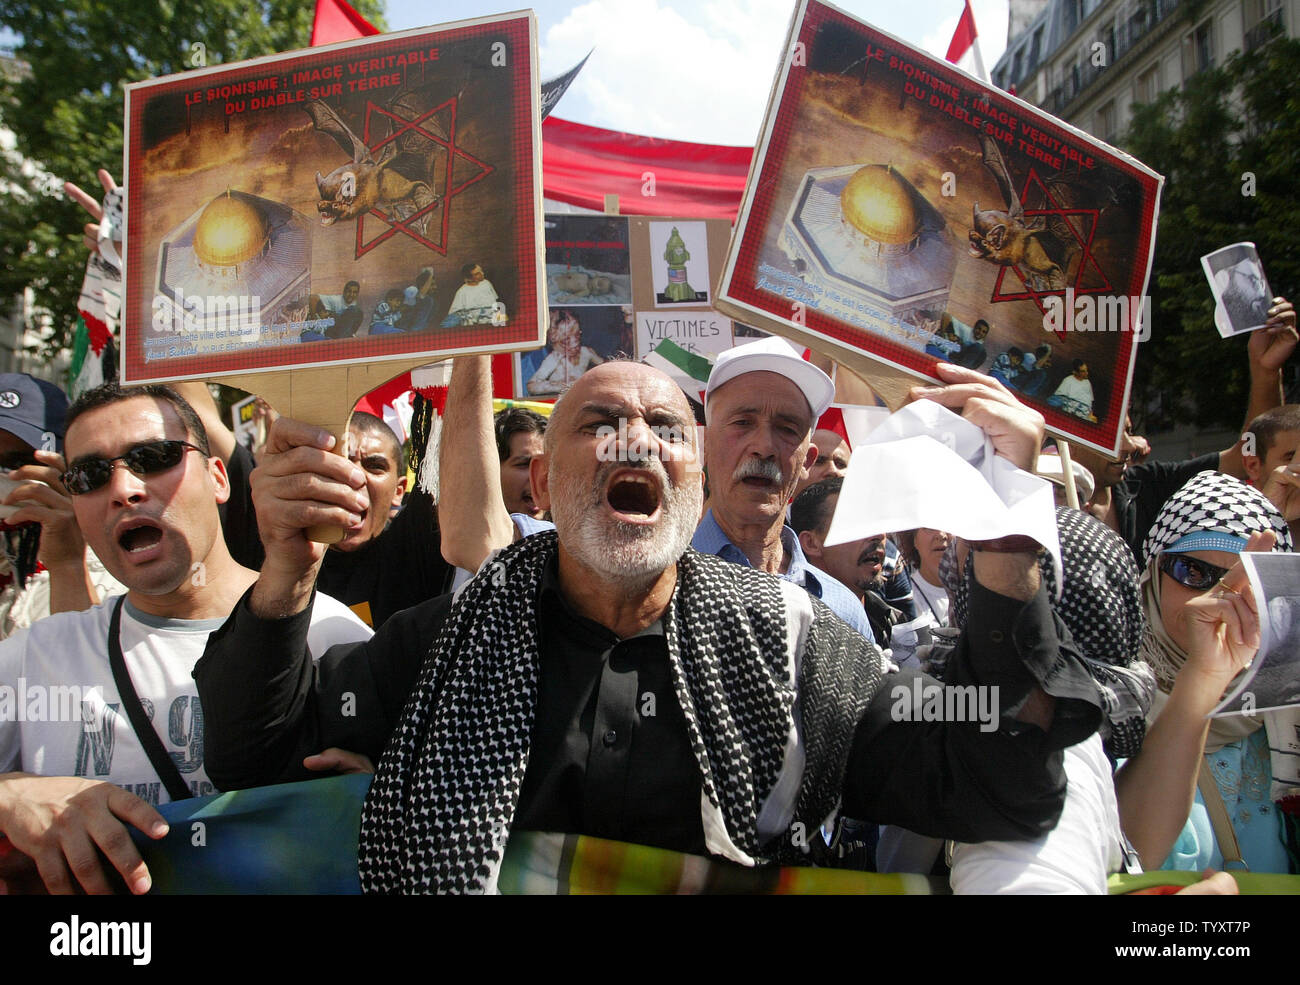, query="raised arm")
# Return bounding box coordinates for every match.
[4,450,98,613]
[438,355,514,571]
[843,362,1103,840]
[1114,531,1271,869]
[1222,298,1297,479]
